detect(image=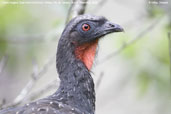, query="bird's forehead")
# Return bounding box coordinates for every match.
[73,14,106,25]
[75,14,106,21]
